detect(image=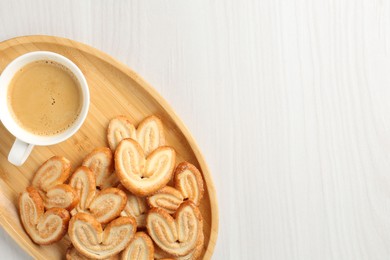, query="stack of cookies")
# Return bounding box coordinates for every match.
[18,116,205,260]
